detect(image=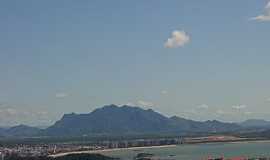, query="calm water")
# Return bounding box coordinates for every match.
[103,141,270,160]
